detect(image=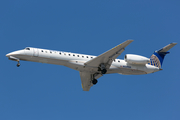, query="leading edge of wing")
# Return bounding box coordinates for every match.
[84,40,134,67]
